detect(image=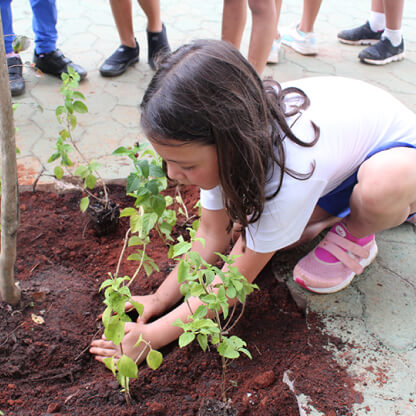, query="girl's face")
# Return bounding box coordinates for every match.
[150,139,220,190]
